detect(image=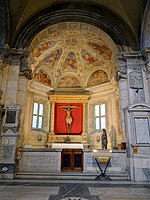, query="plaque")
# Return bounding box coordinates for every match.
[134,117,150,143]
[6,111,16,123]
